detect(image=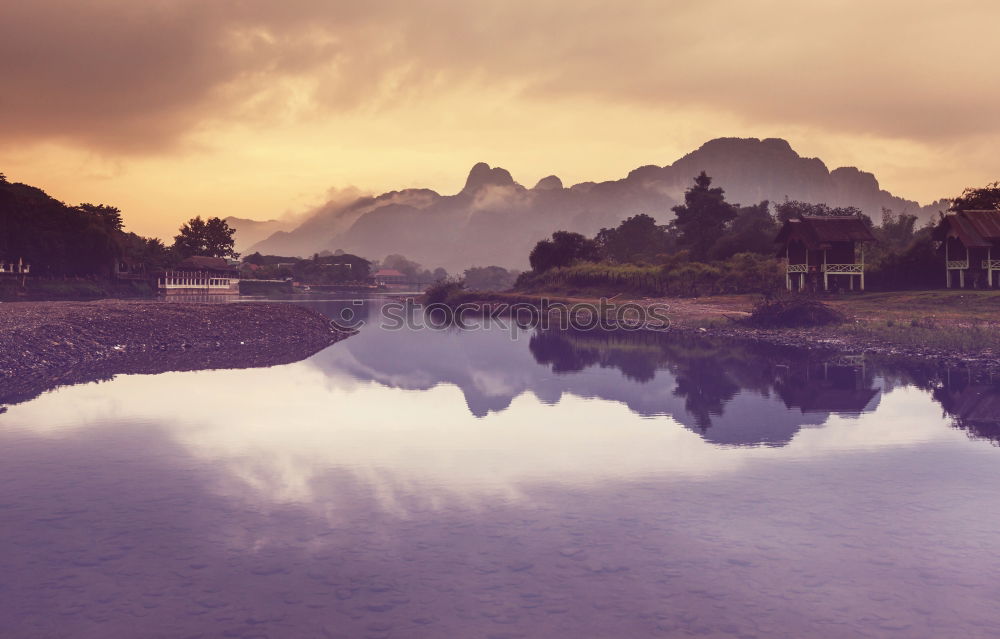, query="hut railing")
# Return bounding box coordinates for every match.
[947,260,970,270]
[786,263,808,273]
[823,263,863,274]
[982,259,1000,270]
